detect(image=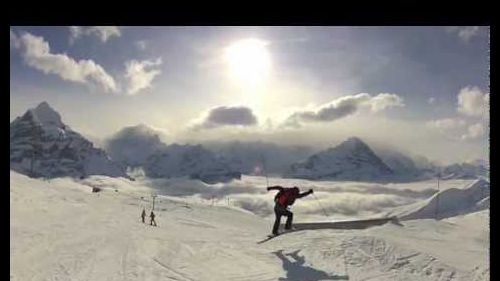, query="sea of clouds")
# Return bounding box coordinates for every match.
[135,175,440,222]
